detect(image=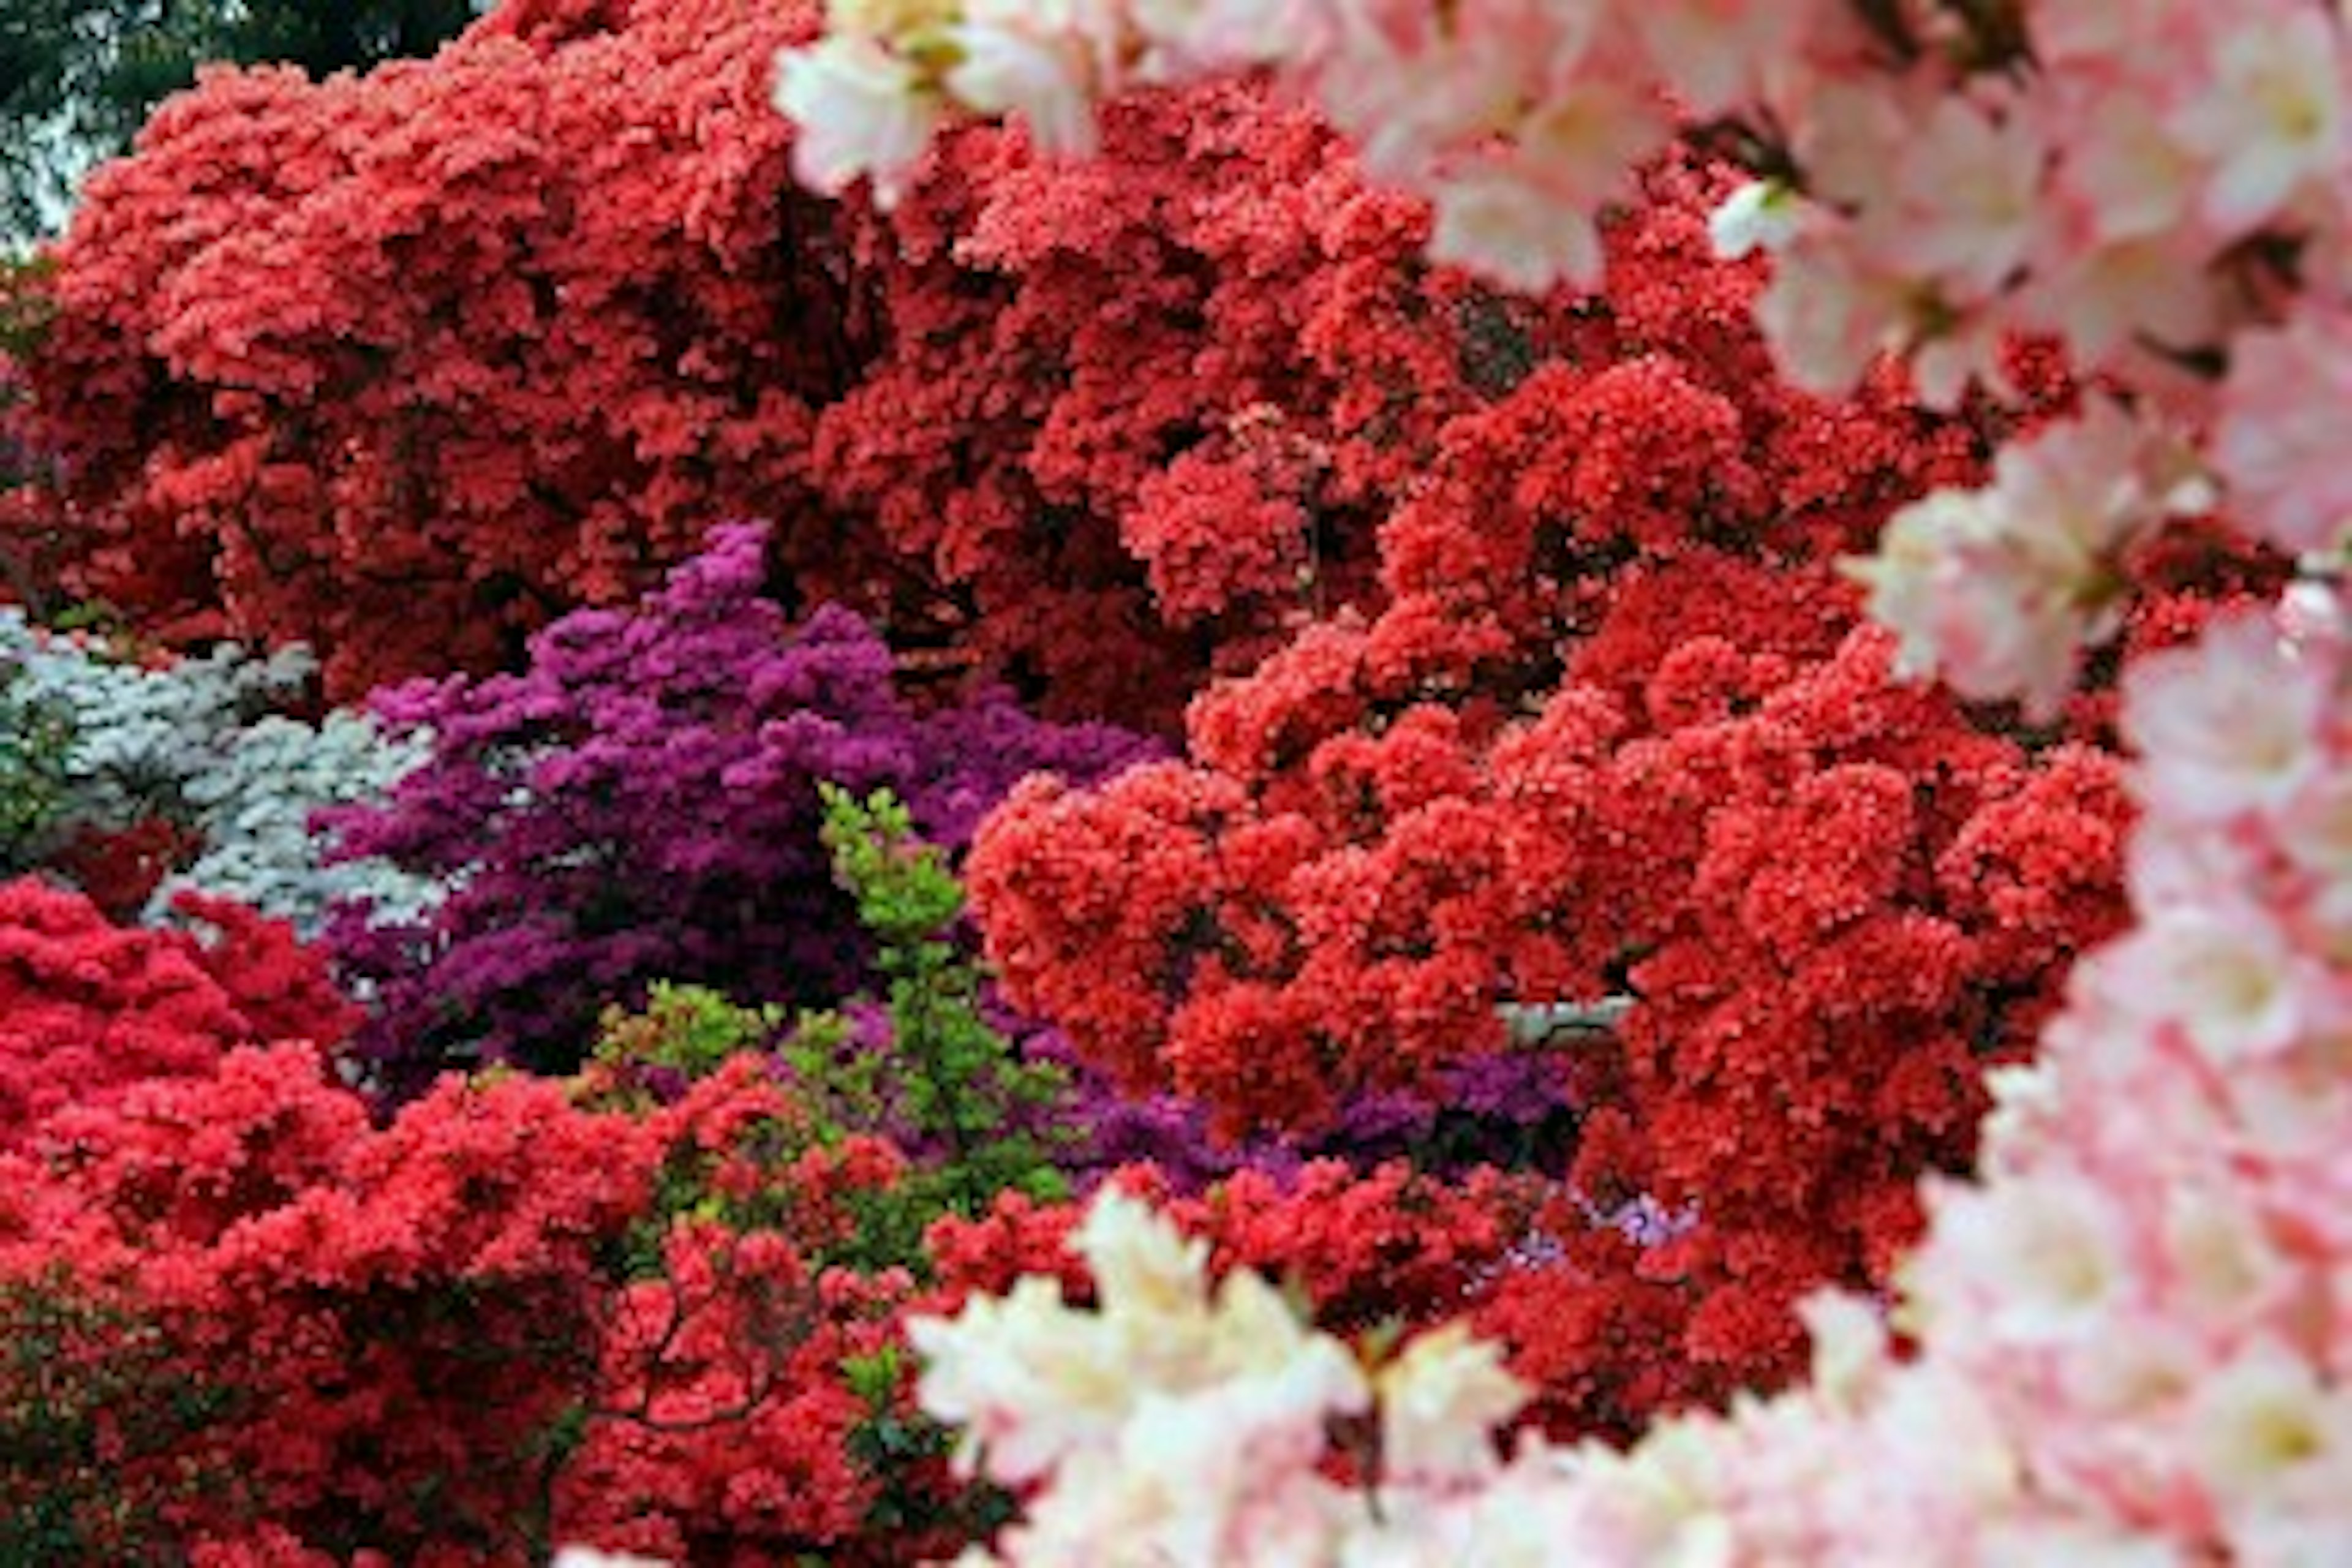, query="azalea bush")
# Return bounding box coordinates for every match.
[13,0,1673,730]
[0,880,1006,1564]
[0,608,432,930]
[320,519,1153,1100]
[963,161,2157,1414]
